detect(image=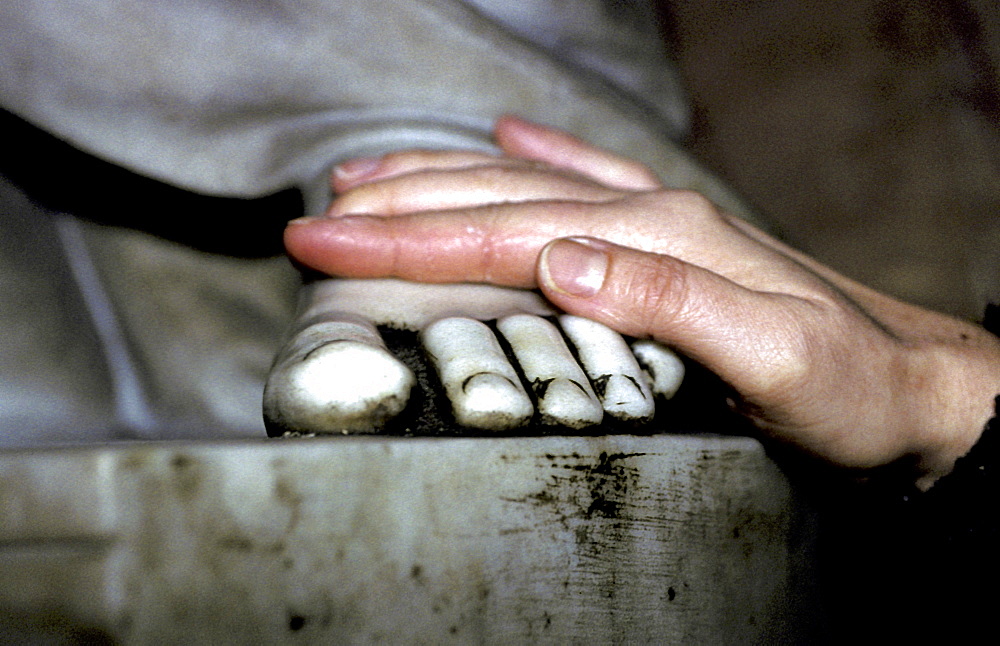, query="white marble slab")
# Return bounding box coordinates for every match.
[0,435,821,643]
